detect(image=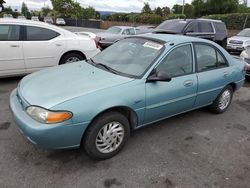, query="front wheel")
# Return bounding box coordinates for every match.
[83,111,130,160]
[209,85,233,114]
